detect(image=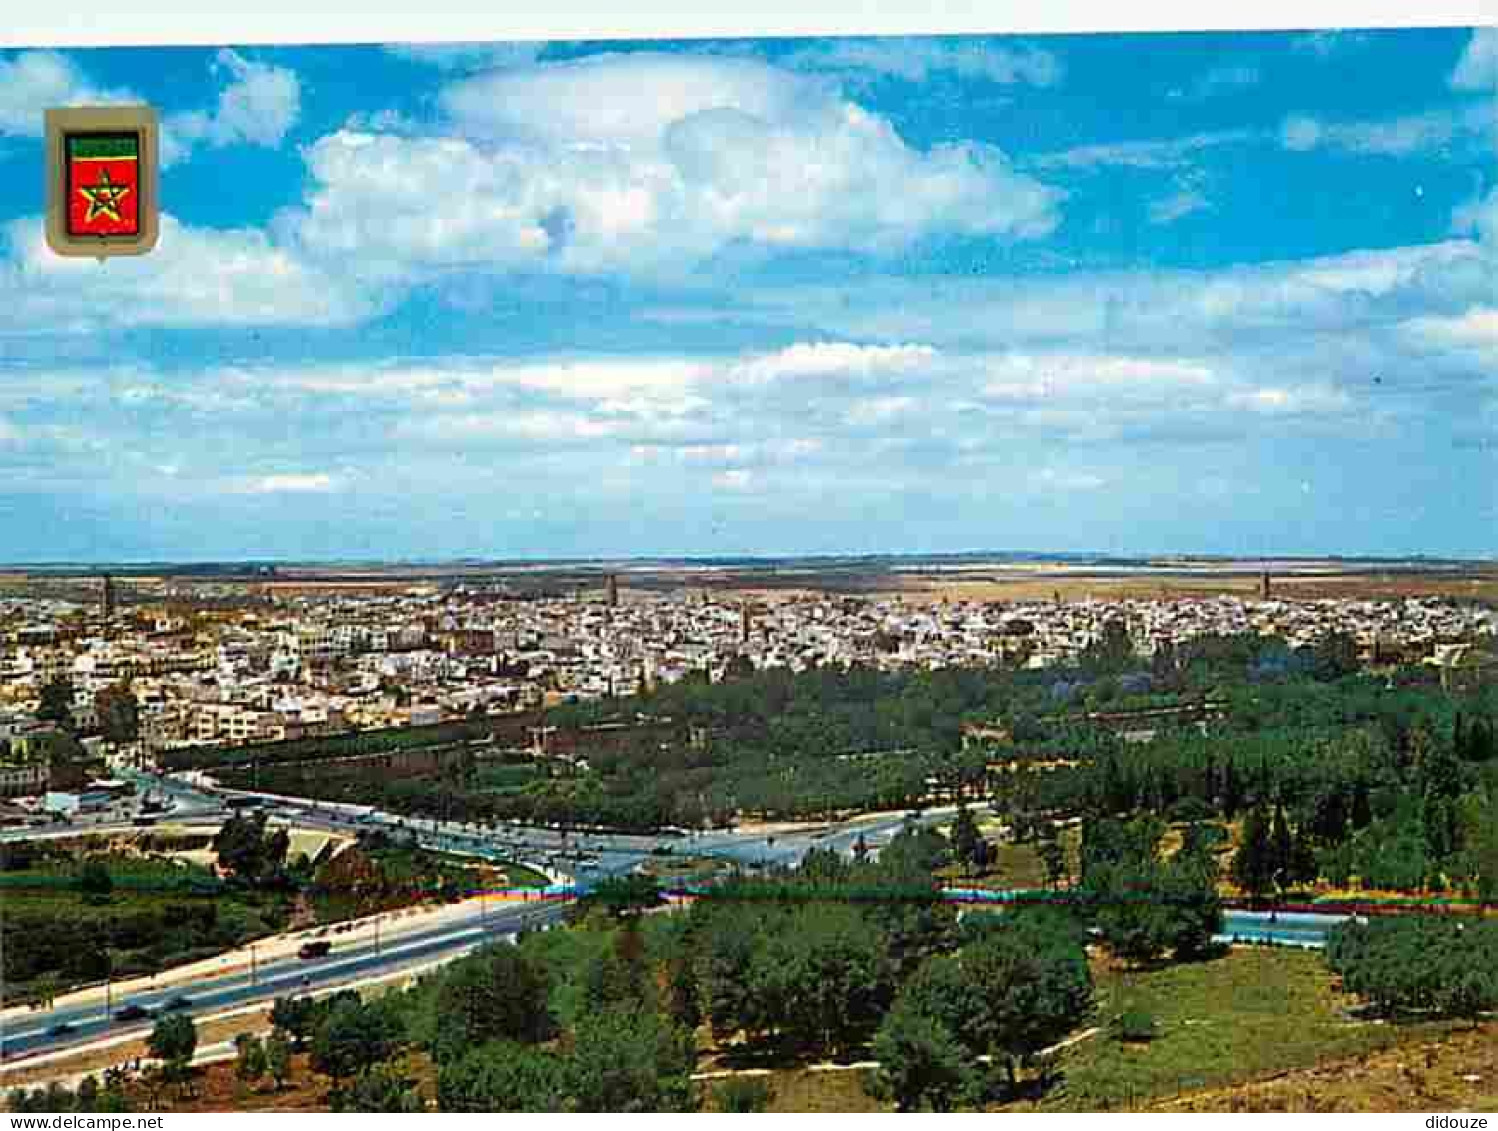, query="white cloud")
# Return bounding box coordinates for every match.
[1148,188,1210,225]
[281,53,1060,281]
[0,50,136,137]
[384,42,545,72]
[1027,129,1256,171]
[161,49,301,167]
[1292,30,1371,57]
[1402,307,1498,352]
[400,409,627,444]
[241,473,337,494]
[1279,107,1478,157]
[440,52,819,148]
[0,48,300,168]
[1224,386,1352,414]
[0,415,19,444]
[1031,468,1106,491]
[1450,27,1498,91]
[733,341,938,383]
[781,38,1062,87]
[1192,64,1259,98]
[980,354,1219,408]
[0,213,373,331]
[846,395,917,425]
